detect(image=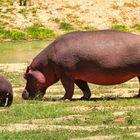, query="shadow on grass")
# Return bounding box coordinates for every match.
[43,95,140,102]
